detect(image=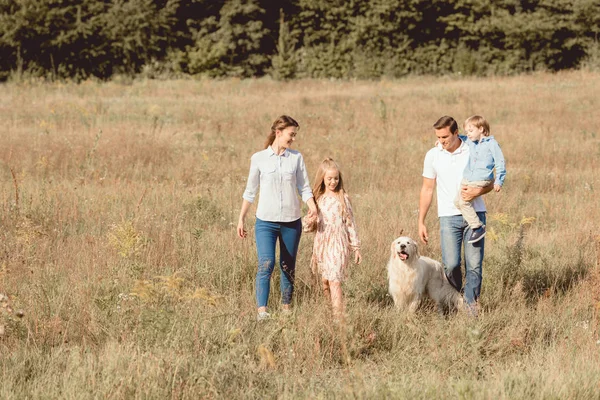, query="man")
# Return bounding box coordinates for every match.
[418,116,493,312]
